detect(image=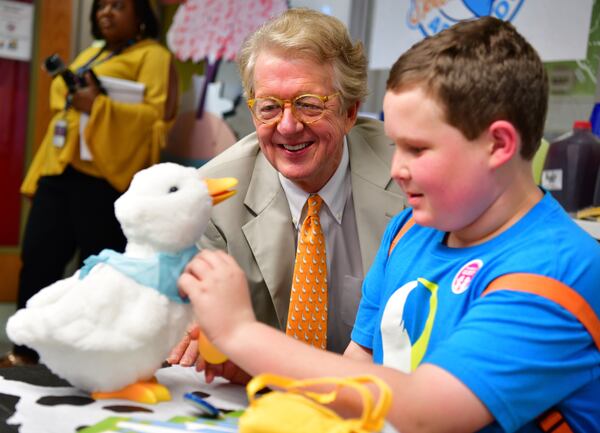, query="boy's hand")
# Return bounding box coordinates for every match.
[178,250,256,356]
